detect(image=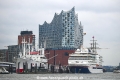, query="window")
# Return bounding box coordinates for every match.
[65,17,67,19]
[64,52,69,56]
[67,13,70,17]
